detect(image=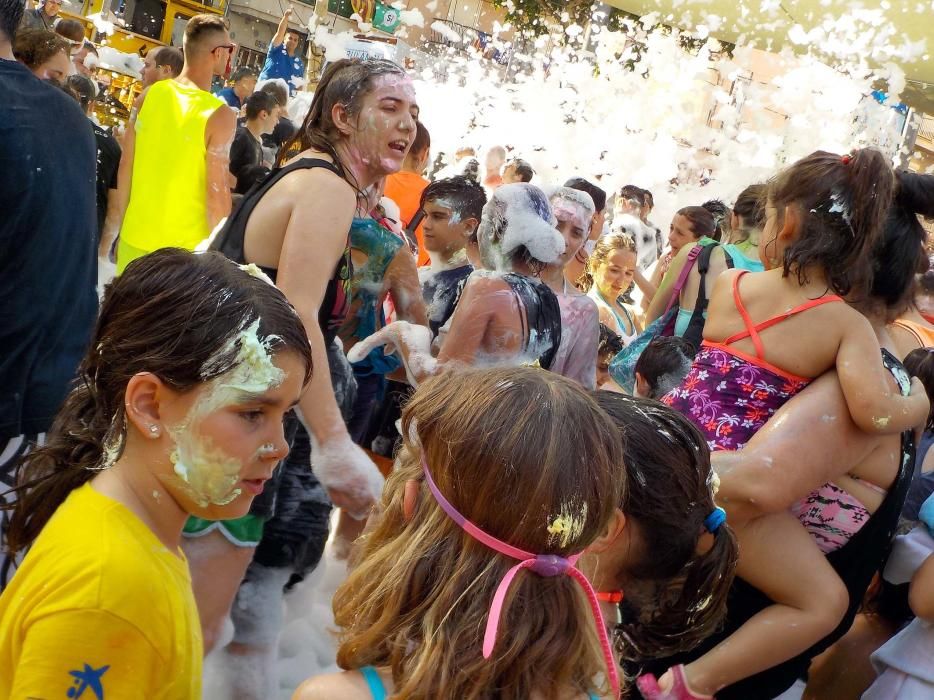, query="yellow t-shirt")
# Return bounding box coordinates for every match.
[0,483,202,699]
